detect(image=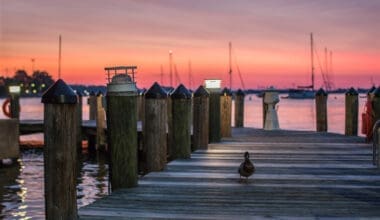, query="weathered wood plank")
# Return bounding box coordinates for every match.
[79,127,380,219]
